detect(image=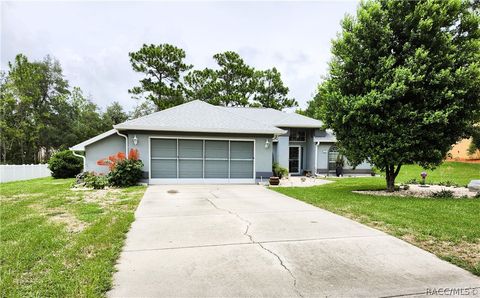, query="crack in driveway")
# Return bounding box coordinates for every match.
[206,191,304,298]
